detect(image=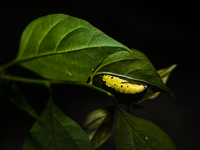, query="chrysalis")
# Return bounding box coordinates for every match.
[102,75,147,94]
